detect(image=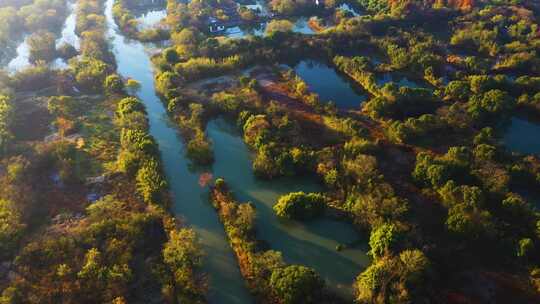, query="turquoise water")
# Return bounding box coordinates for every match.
[105,0,253,302]
[377,73,422,88]
[224,17,316,38]
[338,3,362,16]
[293,59,368,109]
[208,119,369,299]
[504,117,540,155]
[105,0,367,301]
